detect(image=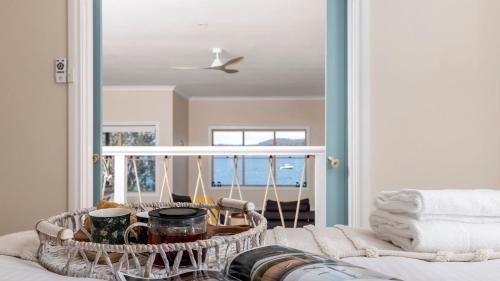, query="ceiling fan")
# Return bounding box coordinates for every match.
[171,48,244,74]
